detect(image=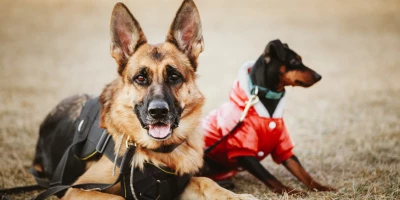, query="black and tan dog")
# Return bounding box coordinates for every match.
[203,40,336,195]
[32,1,256,199]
